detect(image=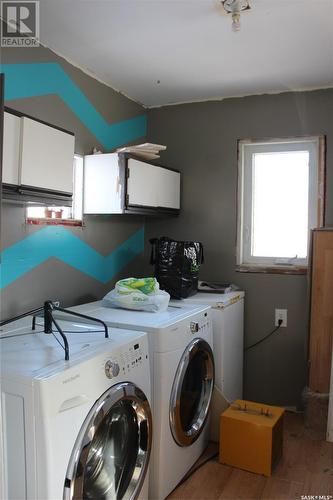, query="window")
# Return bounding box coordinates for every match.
[237,137,325,272]
[27,155,84,224]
